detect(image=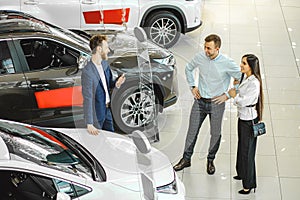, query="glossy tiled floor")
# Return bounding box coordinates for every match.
[152,0,300,199]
